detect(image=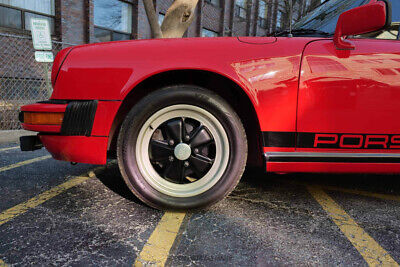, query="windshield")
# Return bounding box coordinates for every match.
[293,0,368,35]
